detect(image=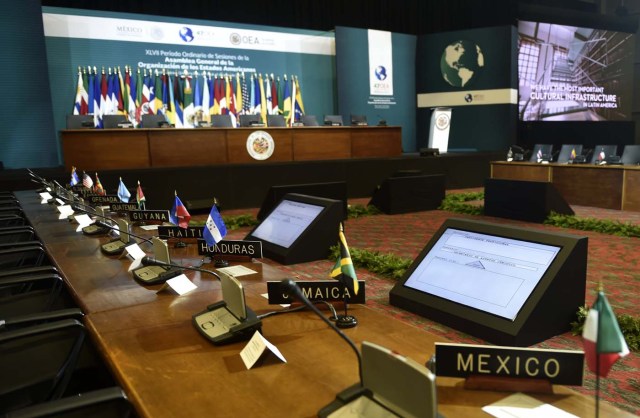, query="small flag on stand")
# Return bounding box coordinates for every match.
[582,288,629,378]
[570,148,577,161]
[536,148,542,161]
[169,191,191,228]
[117,177,131,203]
[70,166,80,186]
[136,180,146,210]
[94,173,106,196]
[82,172,93,189]
[203,201,227,247]
[330,223,359,295]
